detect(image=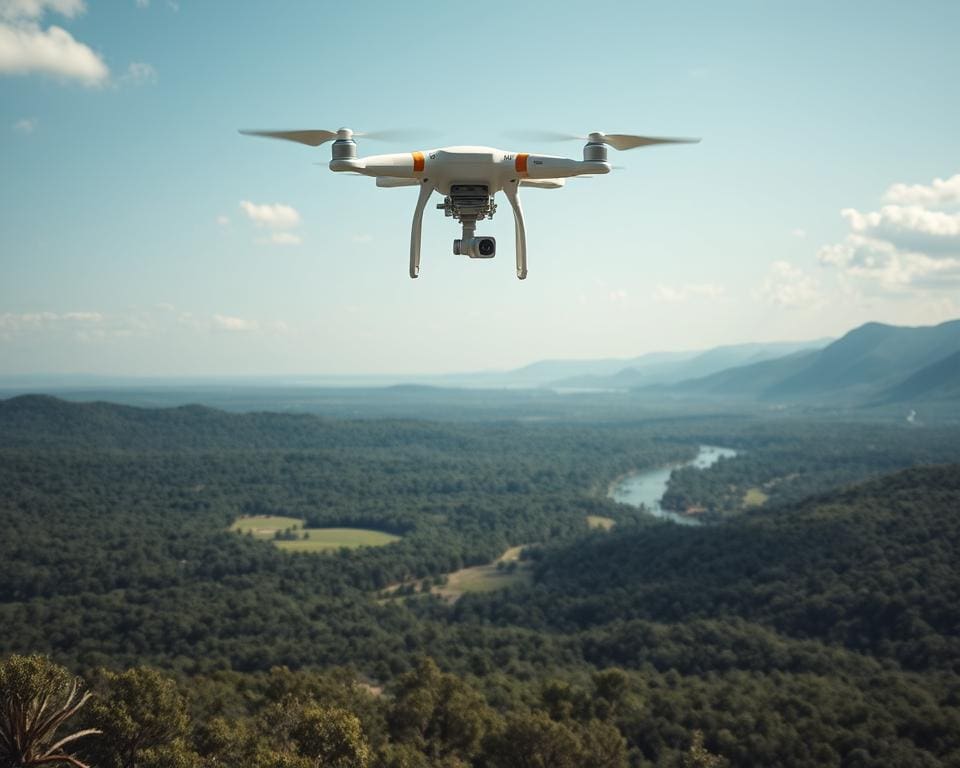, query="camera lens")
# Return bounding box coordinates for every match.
[478,238,495,256]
